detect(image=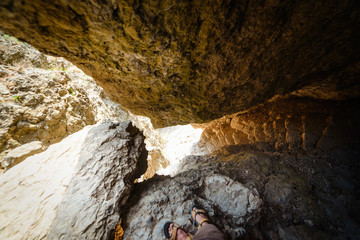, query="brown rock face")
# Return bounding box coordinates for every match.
[197,97,360,153]
[0,0,358,127]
